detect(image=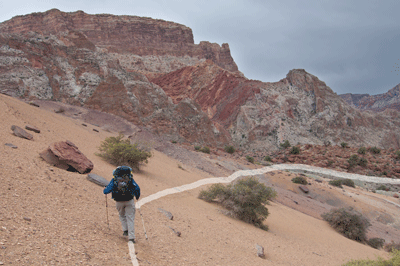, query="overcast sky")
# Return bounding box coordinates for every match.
[0,0,399,95]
